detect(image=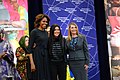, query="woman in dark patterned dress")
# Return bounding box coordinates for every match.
[16,35,31,80]
[28,14,50,80]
